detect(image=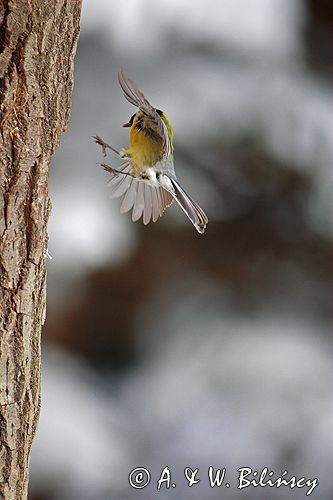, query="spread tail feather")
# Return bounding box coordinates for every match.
[168,178,208,234]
